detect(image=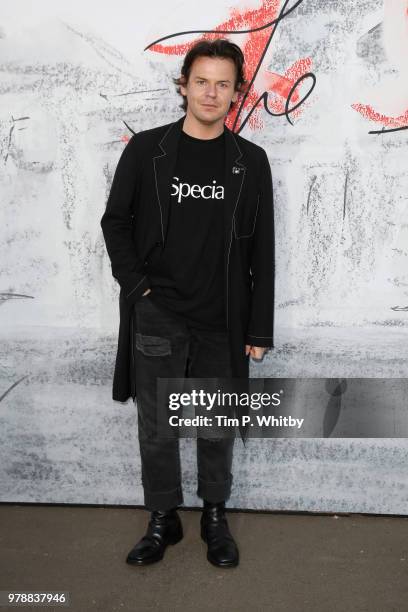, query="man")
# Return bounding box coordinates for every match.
[100,38,274,568]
